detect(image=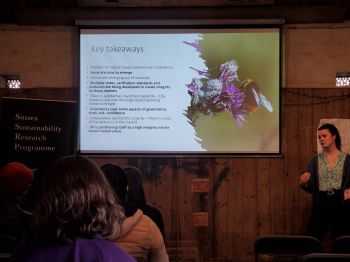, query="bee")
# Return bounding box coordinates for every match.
[237,79,273,113]
[185,58,273,127]
[217,60,273,114]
